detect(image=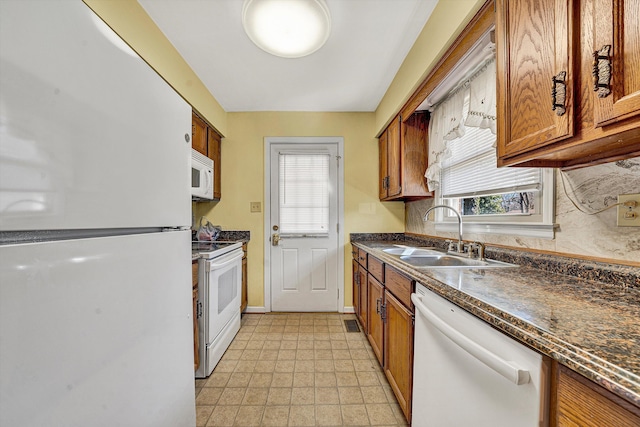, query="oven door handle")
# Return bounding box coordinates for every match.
[205,251,243,272]
[411,293,530,386]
